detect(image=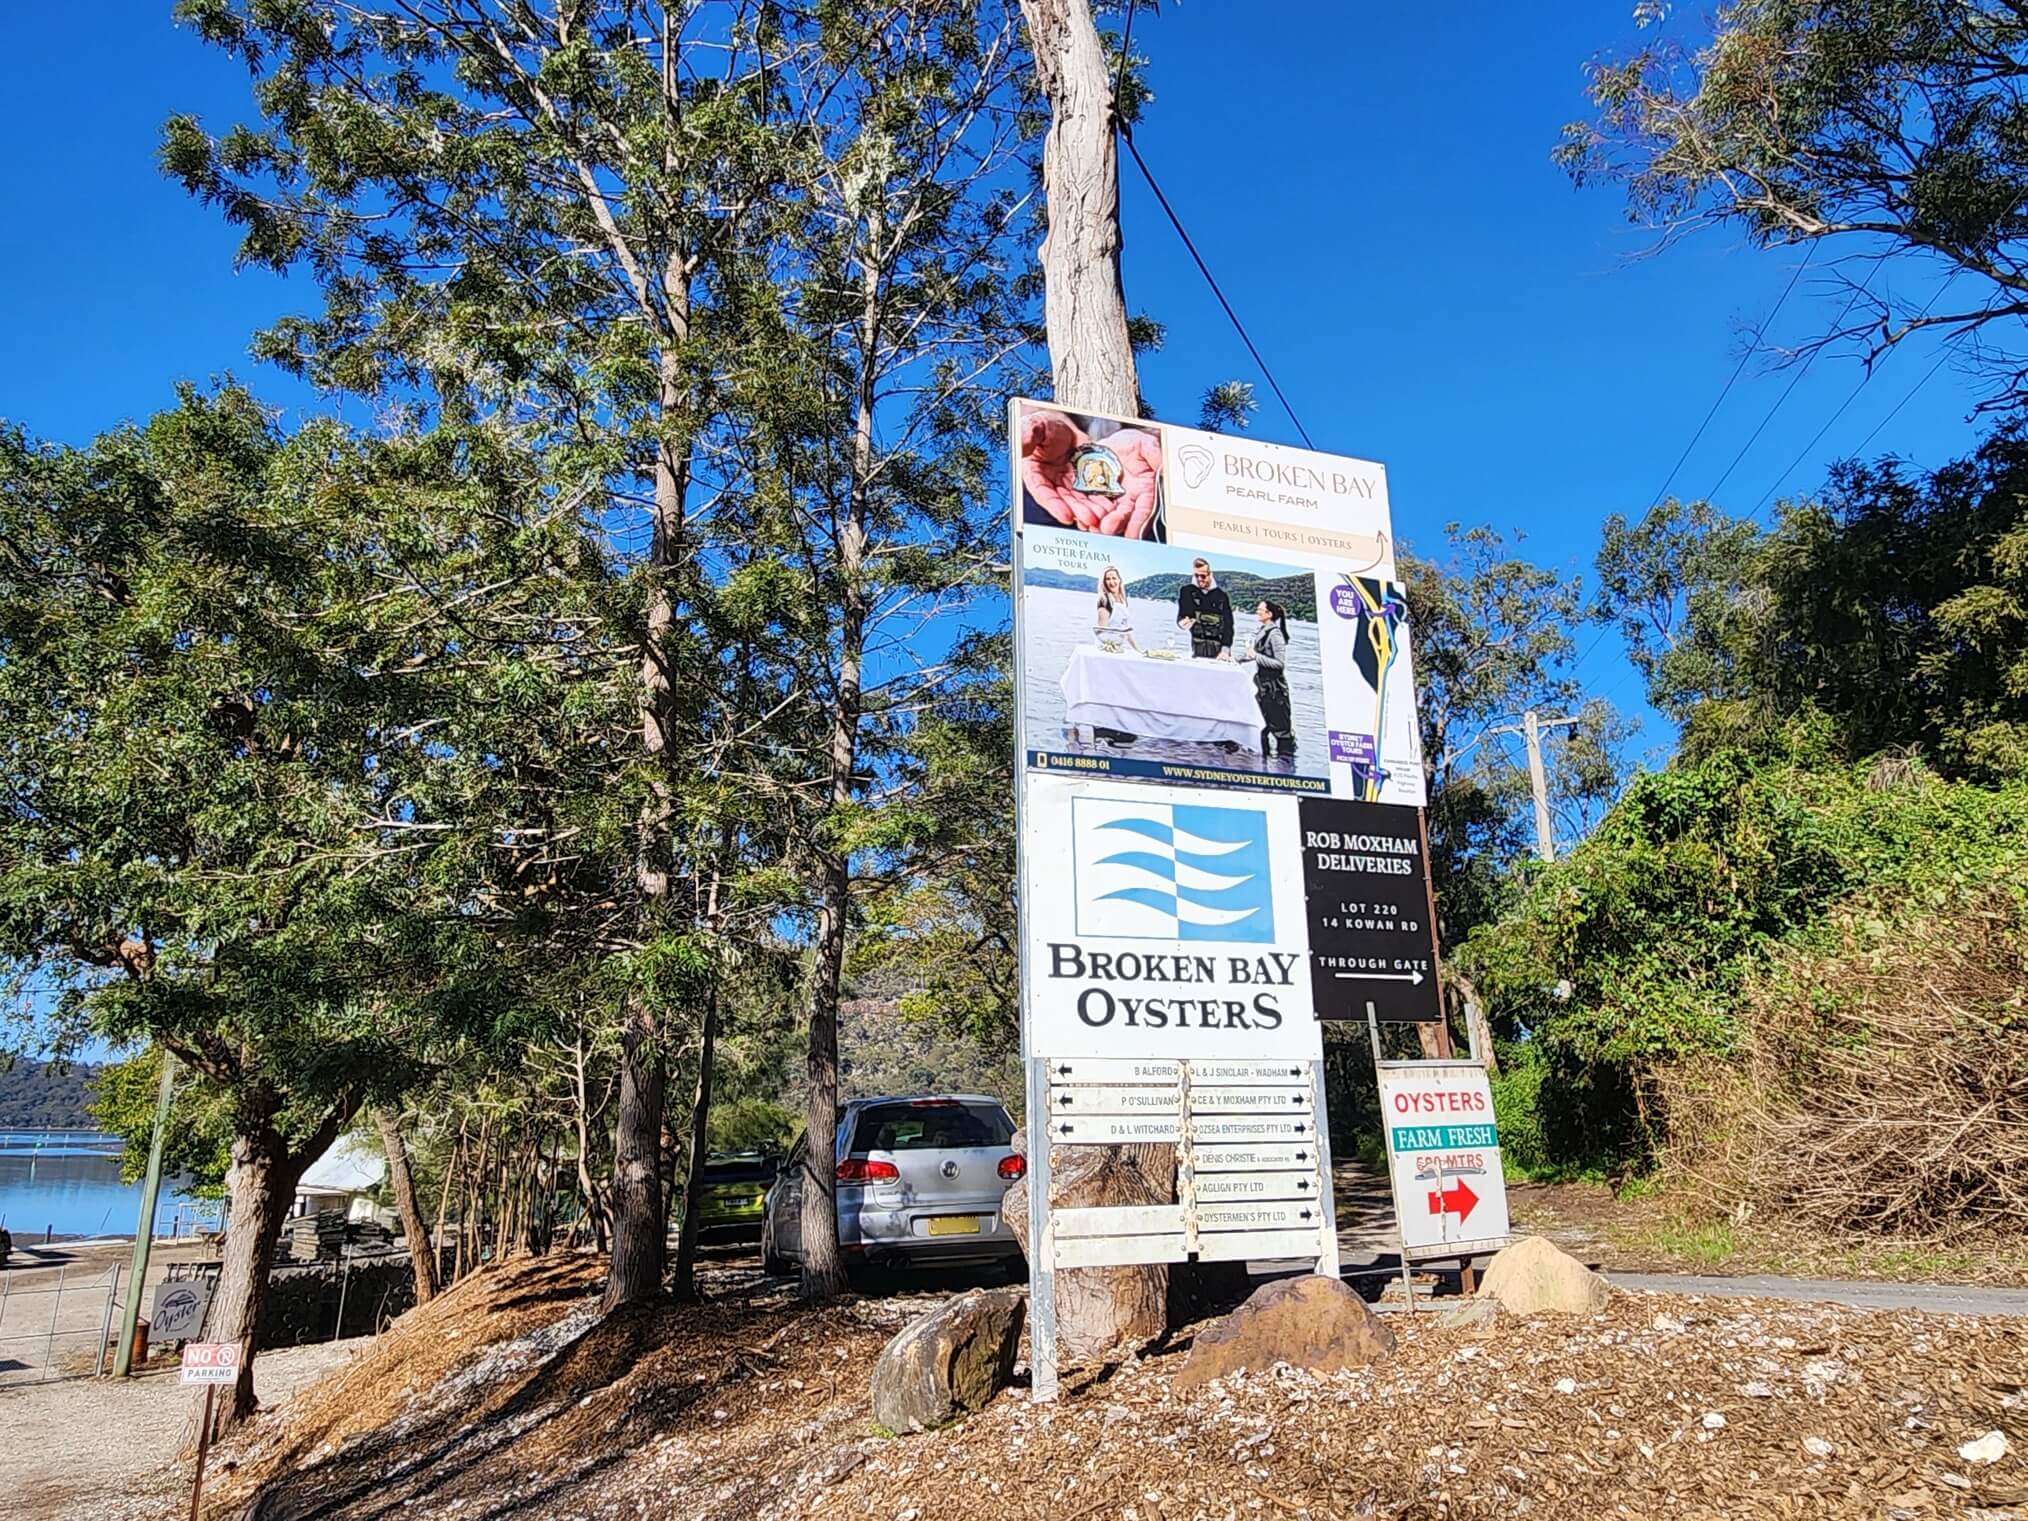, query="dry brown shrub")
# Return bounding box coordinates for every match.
[1656,886,2028,1241]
